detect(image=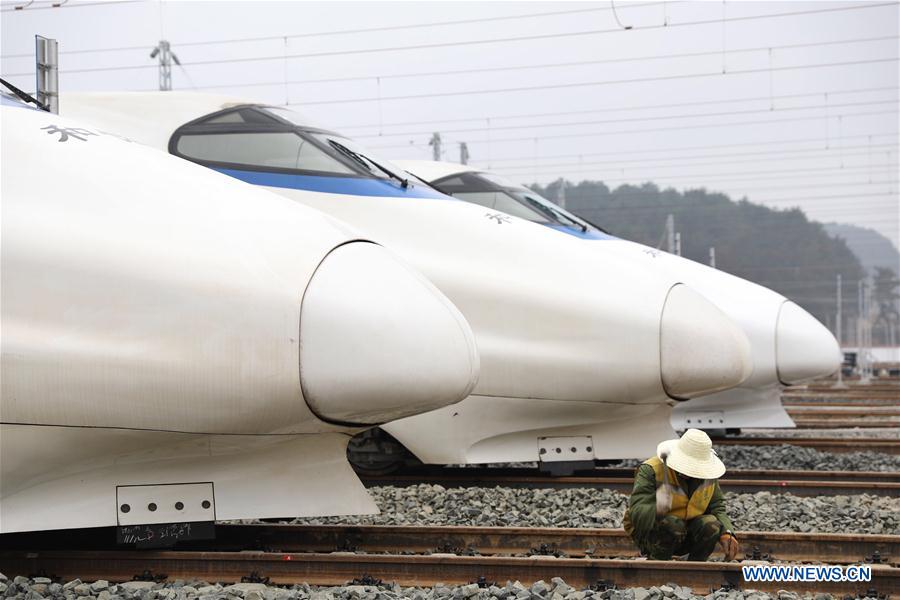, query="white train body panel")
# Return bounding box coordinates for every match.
[396,160,842,431]
[1,101,480,532]
[60,92,755,466]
